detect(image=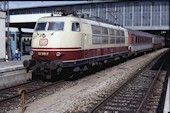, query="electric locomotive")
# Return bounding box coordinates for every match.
[23,11,164,80]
